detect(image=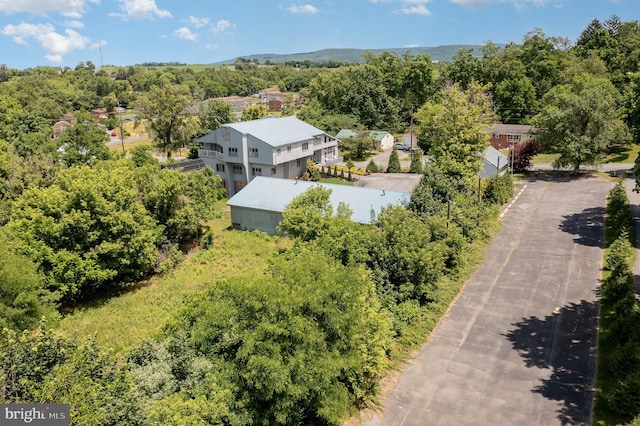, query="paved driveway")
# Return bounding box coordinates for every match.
[364,173,613,426]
